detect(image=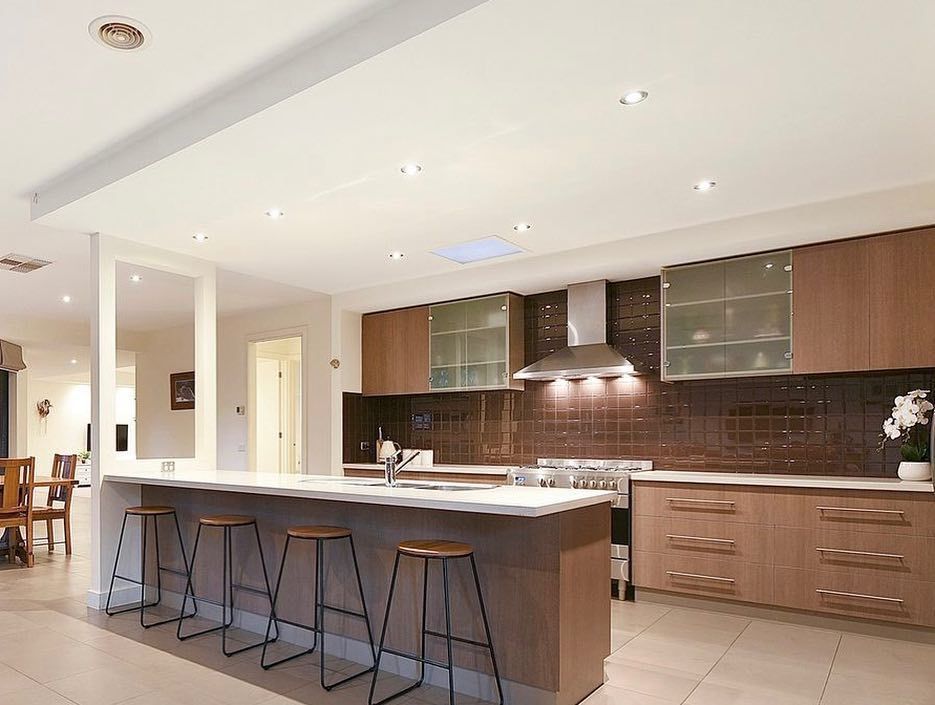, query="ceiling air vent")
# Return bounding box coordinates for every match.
[89,16,151,52]
[0,254,53,274]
